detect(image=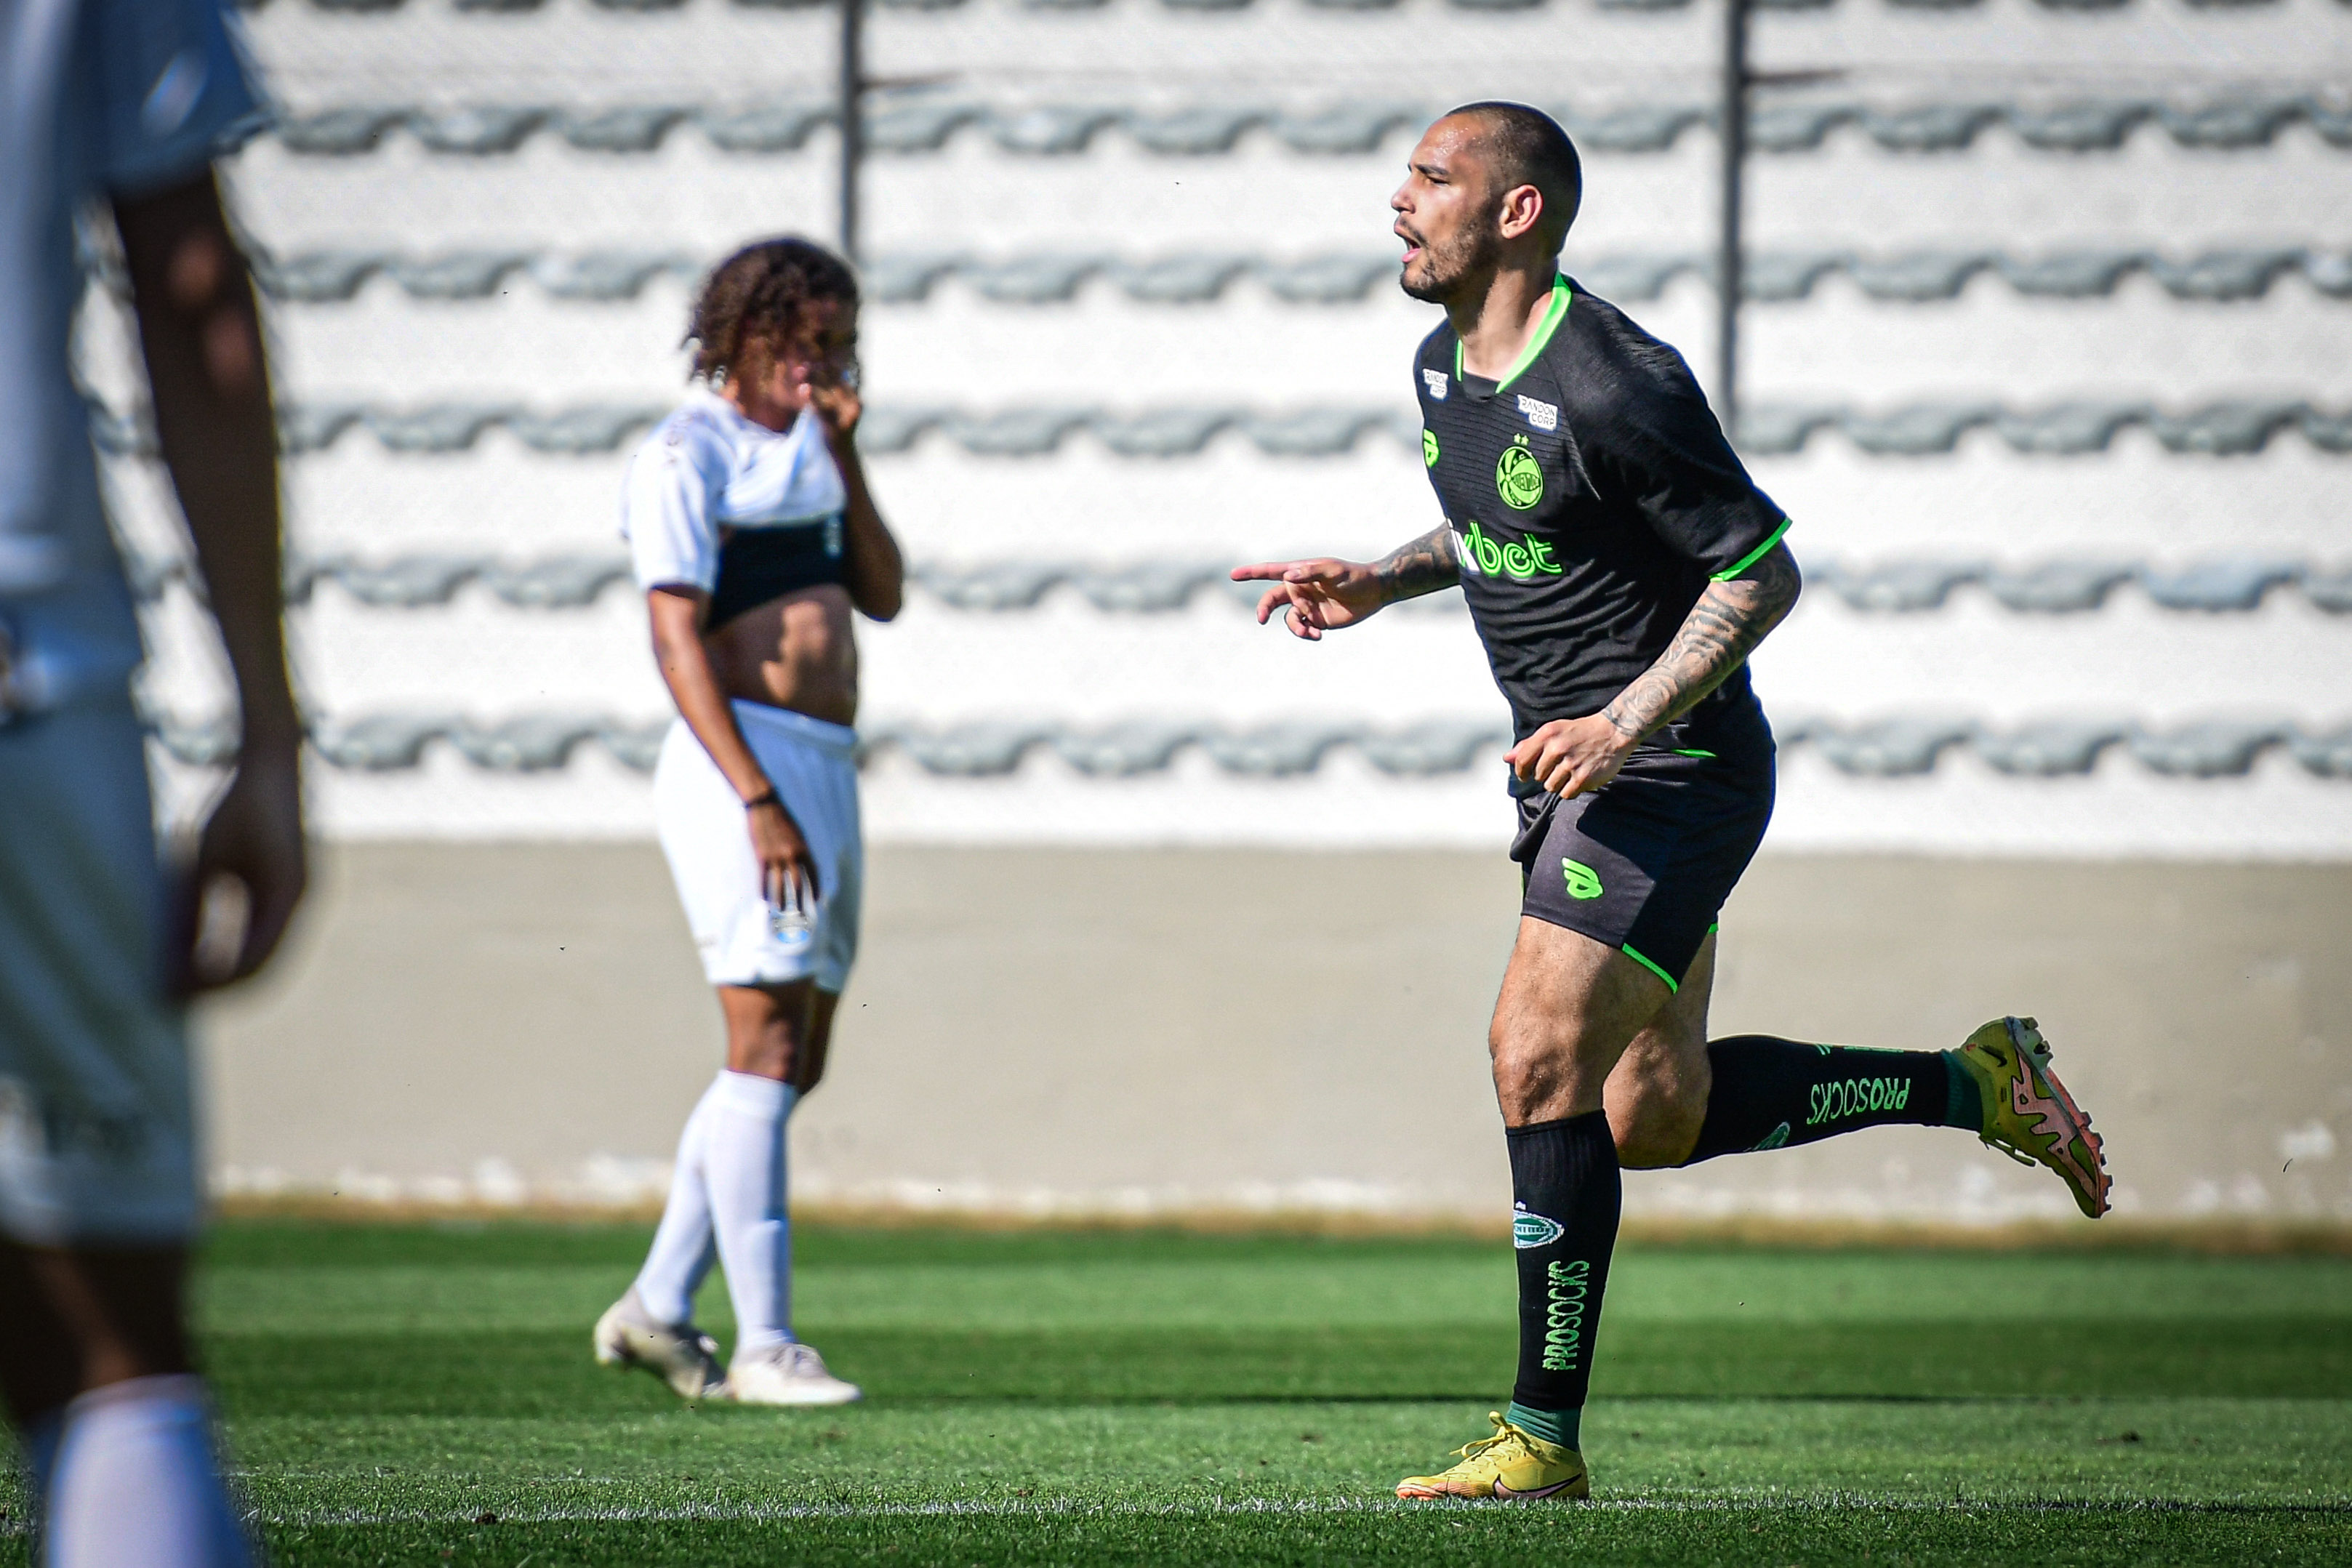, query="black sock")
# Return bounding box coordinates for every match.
[1681,1035,1962,1165]
[1507,1110,1618,1444]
